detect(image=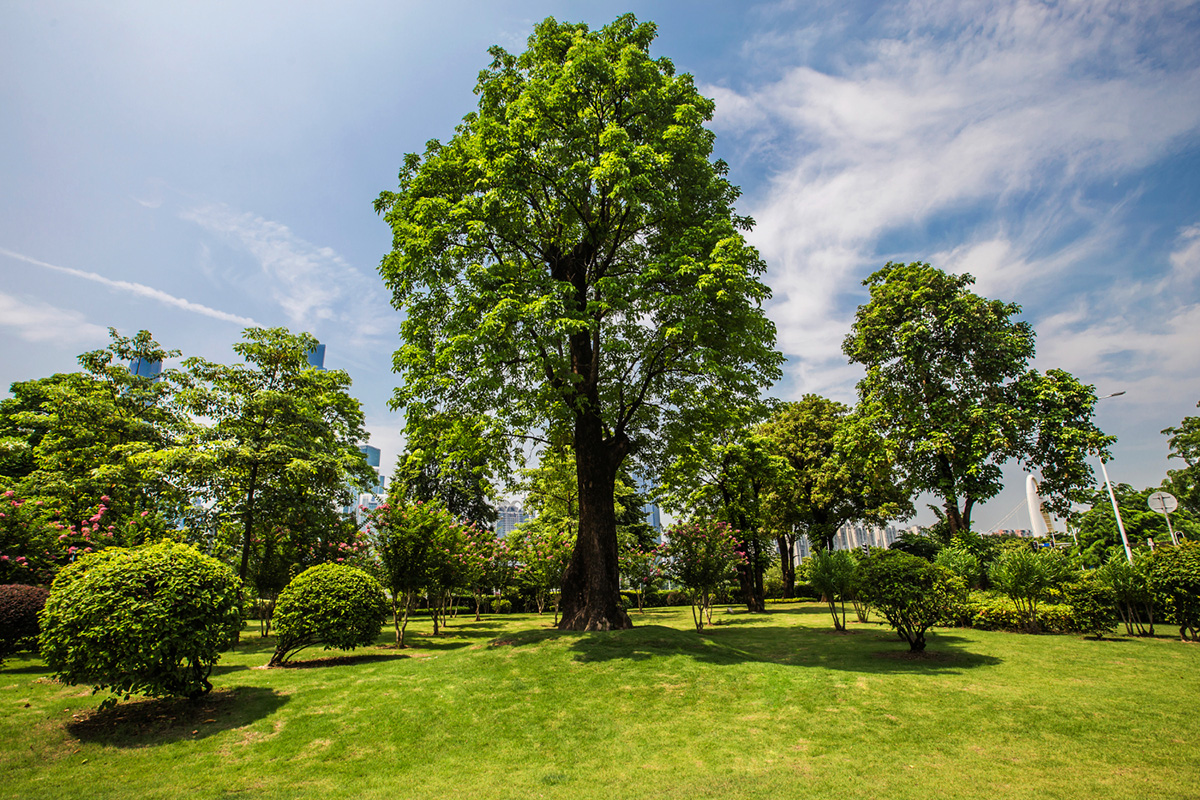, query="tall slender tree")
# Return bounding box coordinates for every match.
[376,15,782,629]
